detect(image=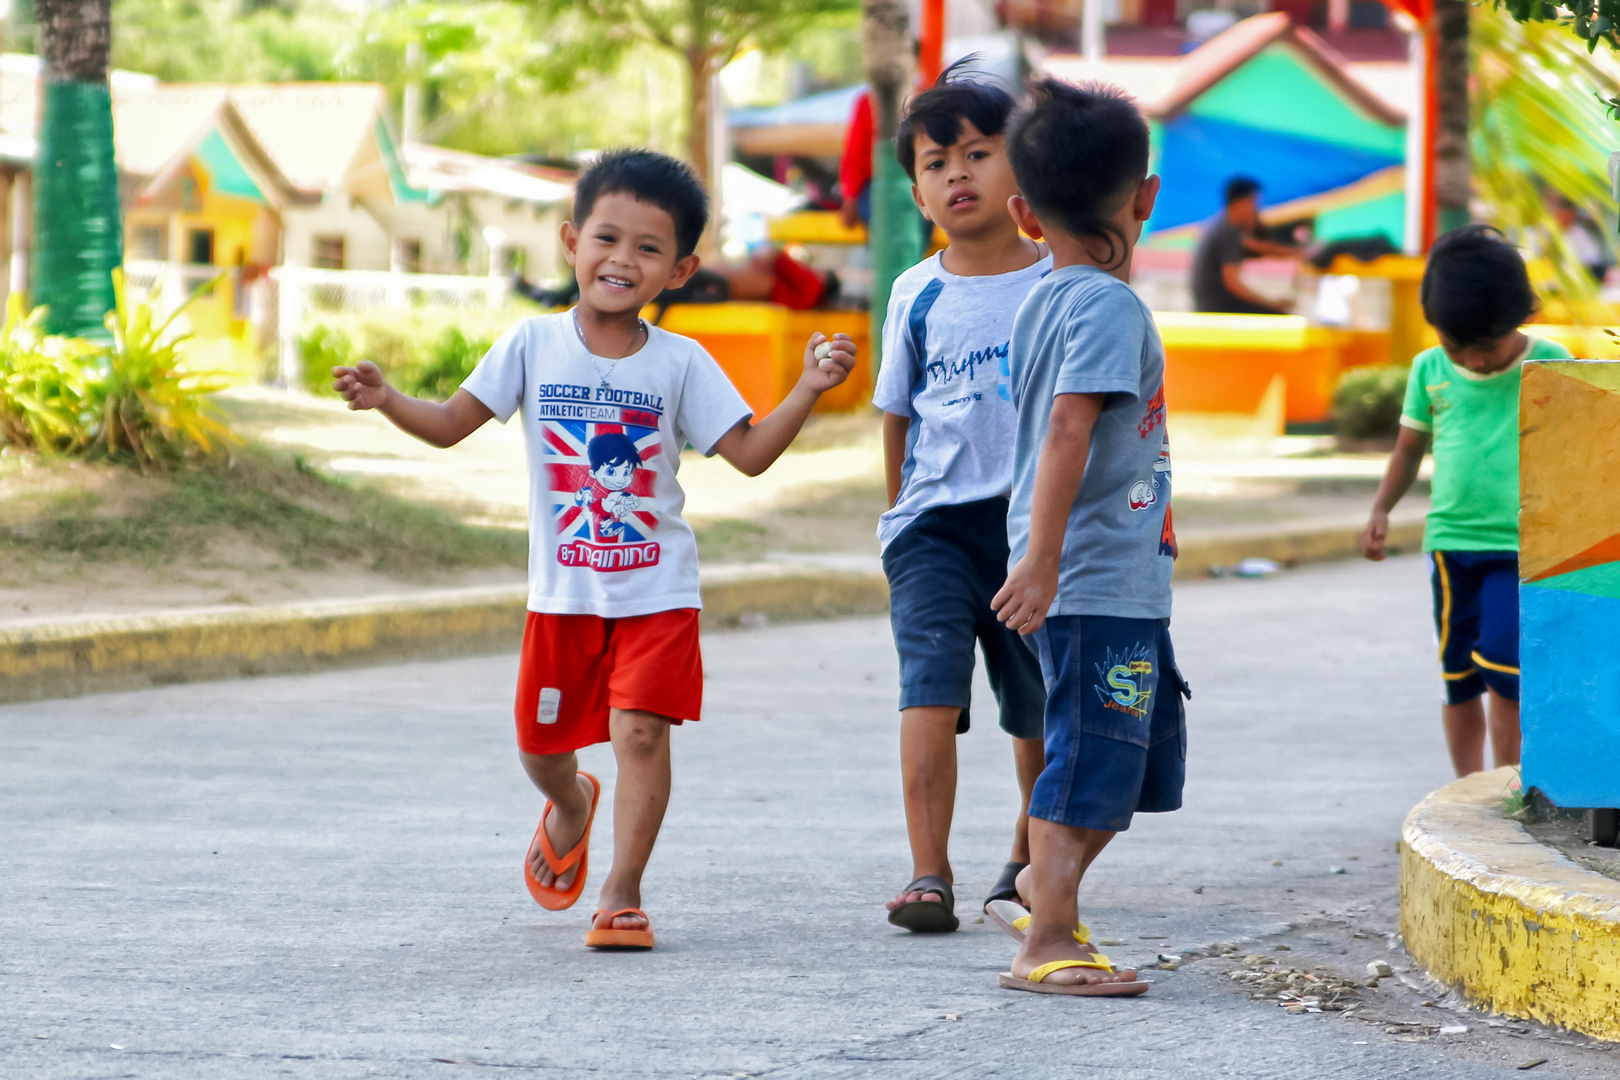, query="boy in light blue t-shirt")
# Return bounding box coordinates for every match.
[991,79,1188,997]
[874,63,1052,934]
